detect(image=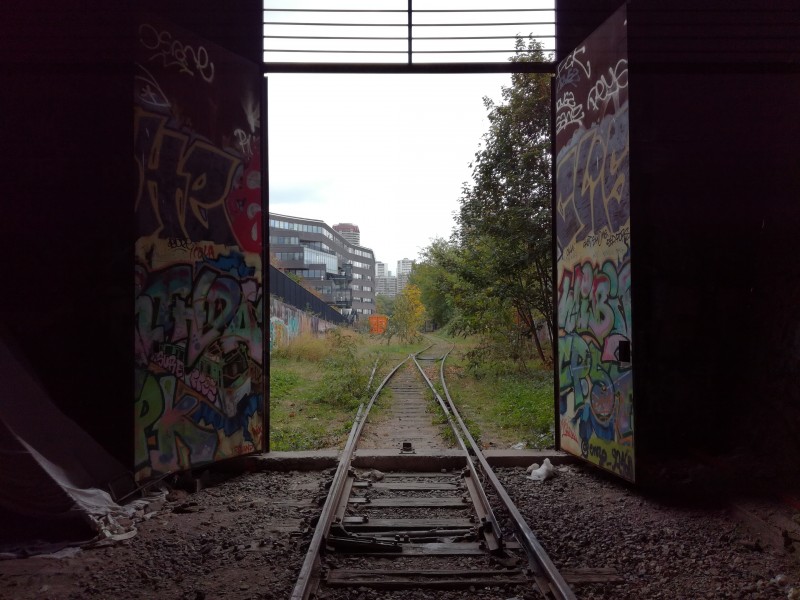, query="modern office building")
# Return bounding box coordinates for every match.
[269,213,375,316]
[332,223,360,246]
